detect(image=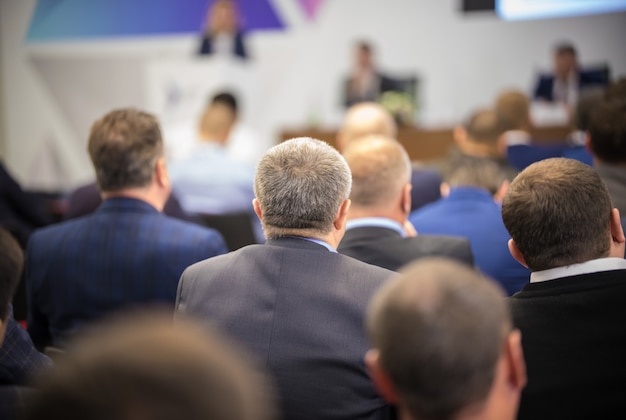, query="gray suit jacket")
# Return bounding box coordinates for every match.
[338,226,474,271]
[176,237,395,420]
